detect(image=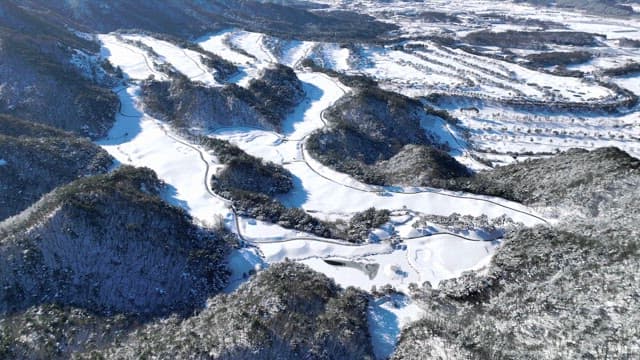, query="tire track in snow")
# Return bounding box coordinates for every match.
[257,34,278,64]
